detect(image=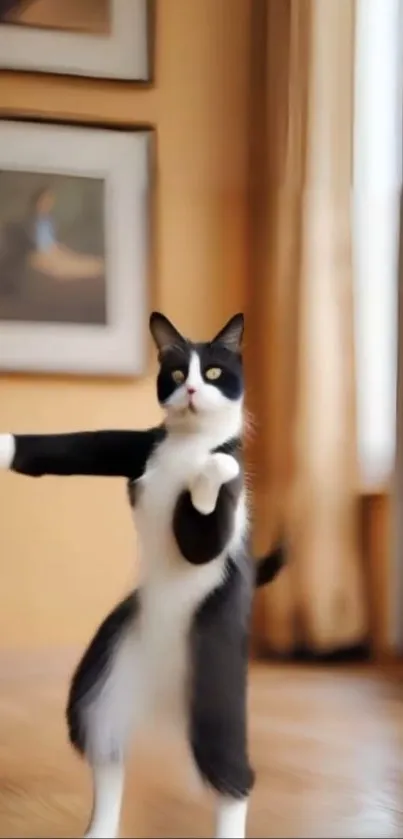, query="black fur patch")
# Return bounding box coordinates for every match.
[11,427,166,479]
[189,558,255,798]
[66,592,139,755]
